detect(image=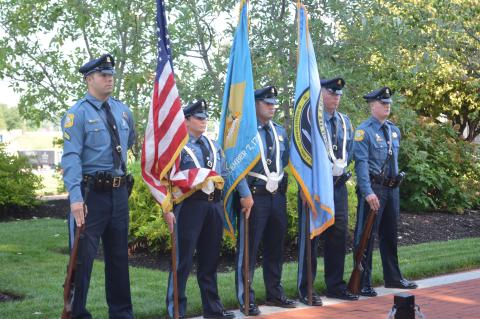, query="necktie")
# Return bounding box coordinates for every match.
[264,124,277,172]
[102,101,122,171]
[330,116,340,157]
[197,138,213,168]
[381,124,394,176]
